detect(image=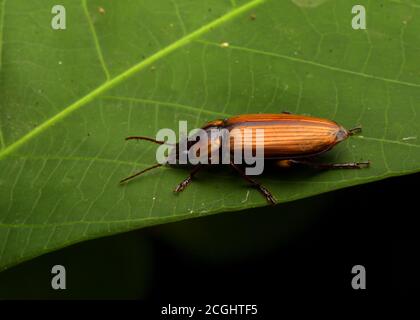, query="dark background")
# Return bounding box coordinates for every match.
[0,172,418,304]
